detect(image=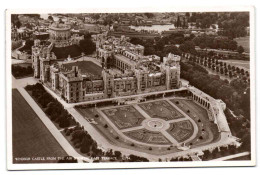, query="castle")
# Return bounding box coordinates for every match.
[32,23,181,103]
